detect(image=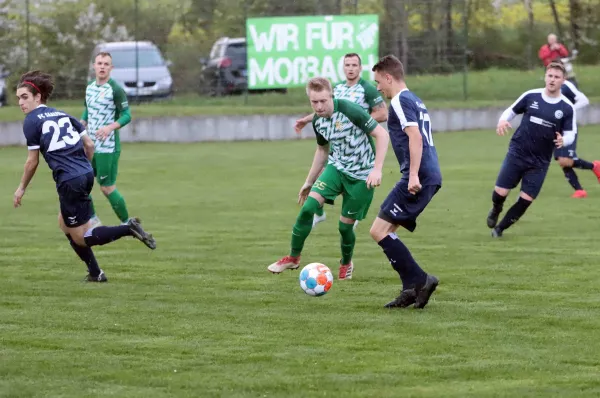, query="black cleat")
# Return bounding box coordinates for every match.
[84,270,108,283]
[127,217,157,250]
[491,227,503,238]
[384,288,417,309]
[414,274,439,309]
[487,208,500,228]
